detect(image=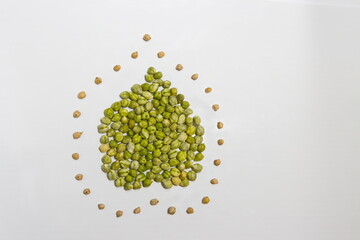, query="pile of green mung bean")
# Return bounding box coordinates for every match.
[97,67,206,190]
